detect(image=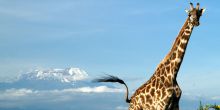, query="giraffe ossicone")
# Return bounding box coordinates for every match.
[94,2,205,110]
